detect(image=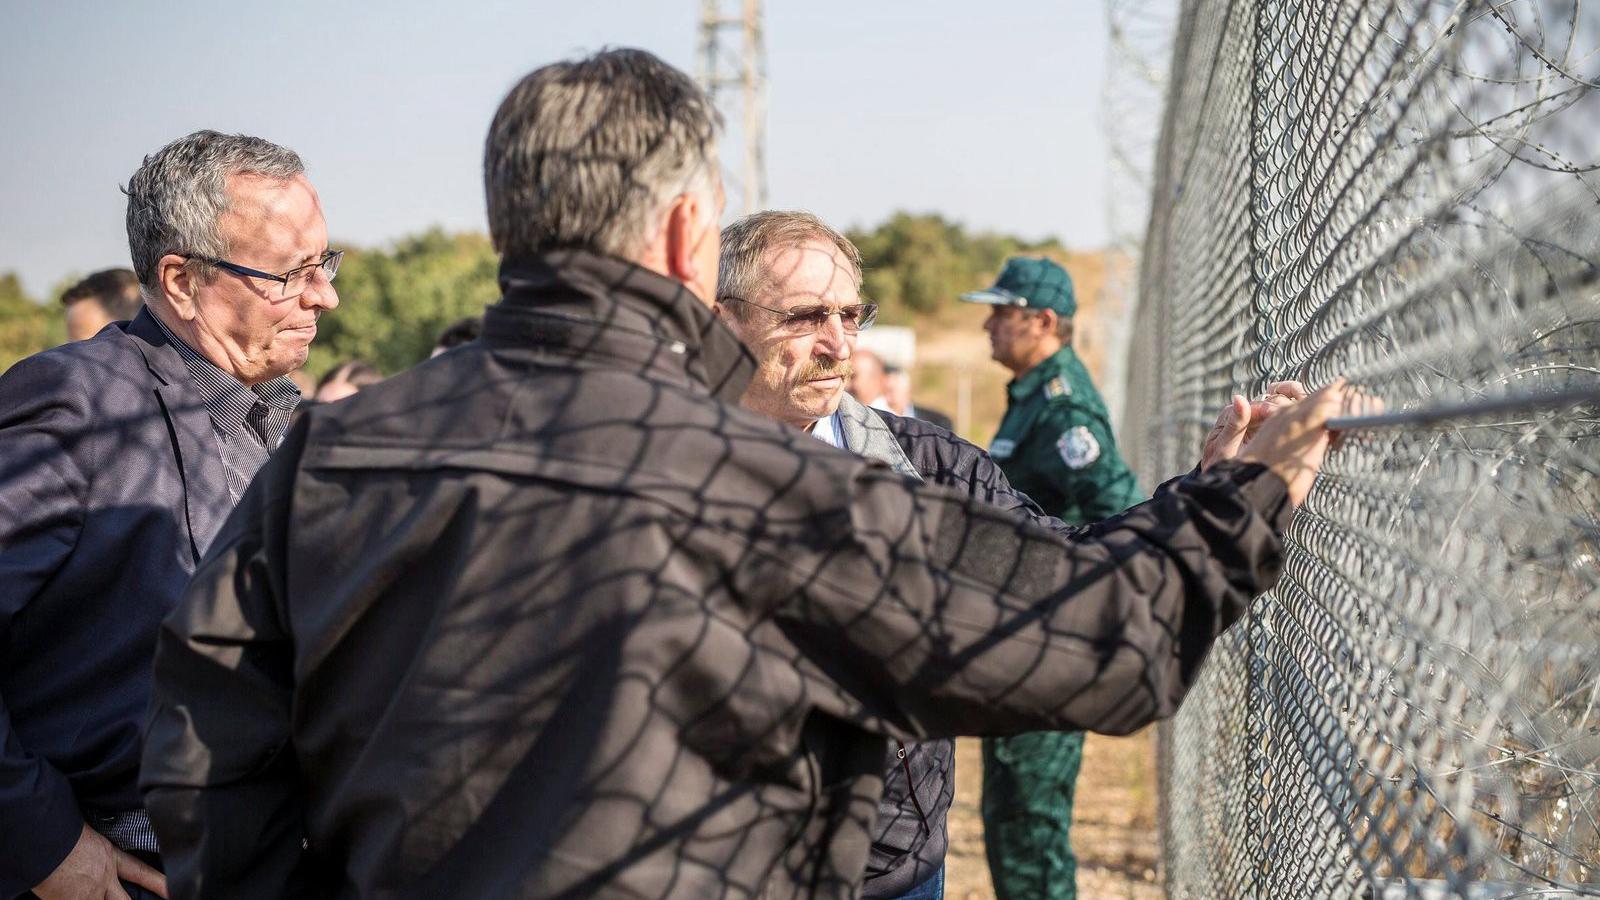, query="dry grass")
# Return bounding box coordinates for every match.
[944,732,1164,900]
